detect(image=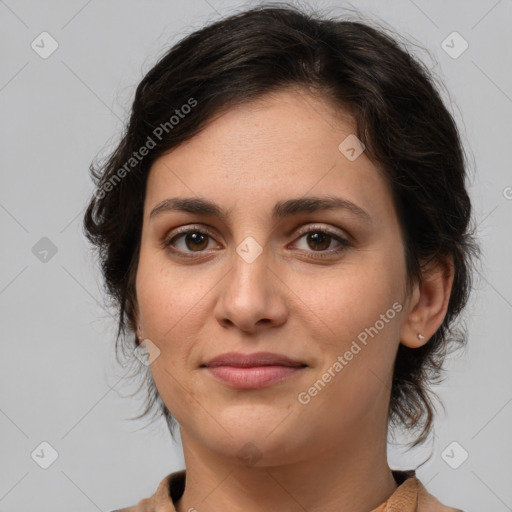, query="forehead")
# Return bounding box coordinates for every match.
[144,89,395,226]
